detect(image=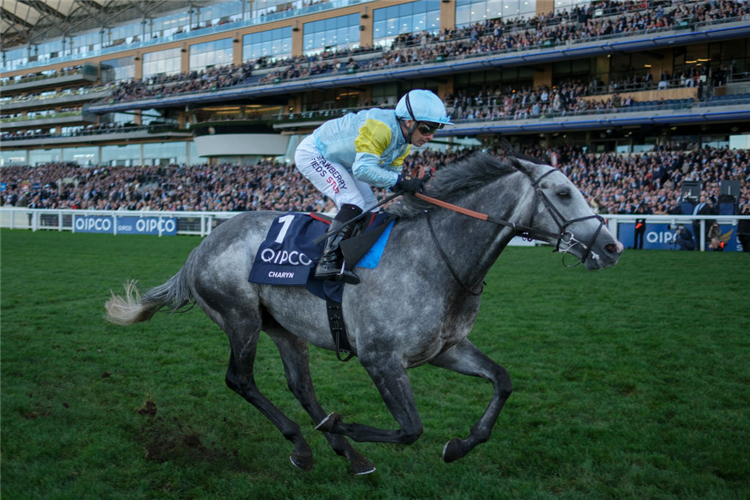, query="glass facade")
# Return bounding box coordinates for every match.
[152,11,191,38]
[190,38,234,71]
[101,144,141,166]
[1,150,28,167]
[303,14,360,54]
[1,0,345,71]
[243,27,293,62]
[29,149,64,165]
[101,56,136,83]
[143,142,188,165]
[142,48,182,78]
[554,0,591,13]
[455,0,538,27]
[63,147,99,166]
[373,0,441,47]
